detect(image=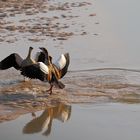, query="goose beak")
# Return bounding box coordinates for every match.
[30,46,33,50]
[39,47,44,50]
